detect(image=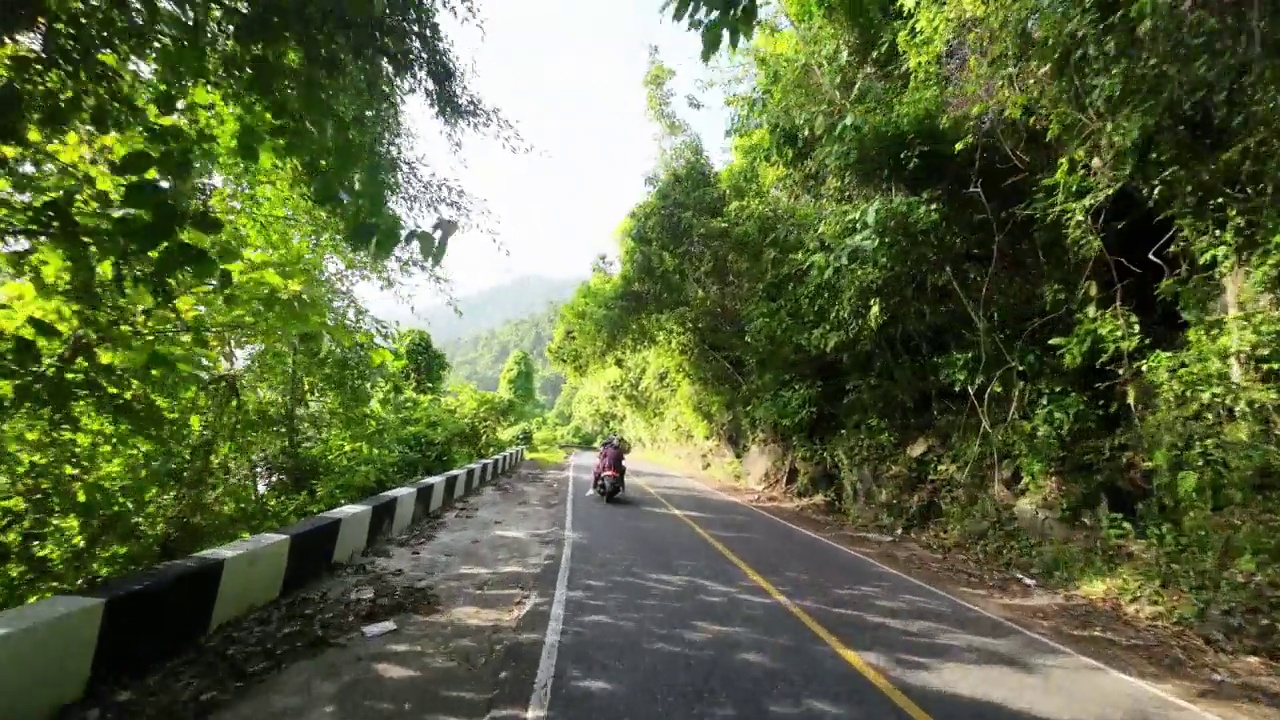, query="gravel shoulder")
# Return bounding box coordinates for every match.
[62,463,567,720]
